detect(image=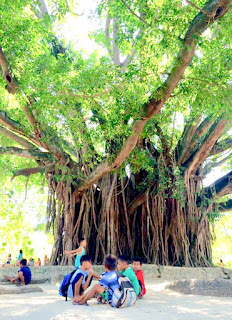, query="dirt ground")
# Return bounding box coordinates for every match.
[0,280,232,320]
